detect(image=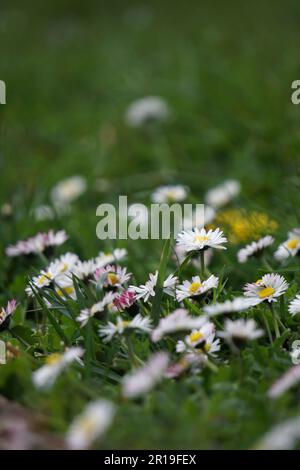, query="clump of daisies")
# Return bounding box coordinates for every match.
[6,230,68,257]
